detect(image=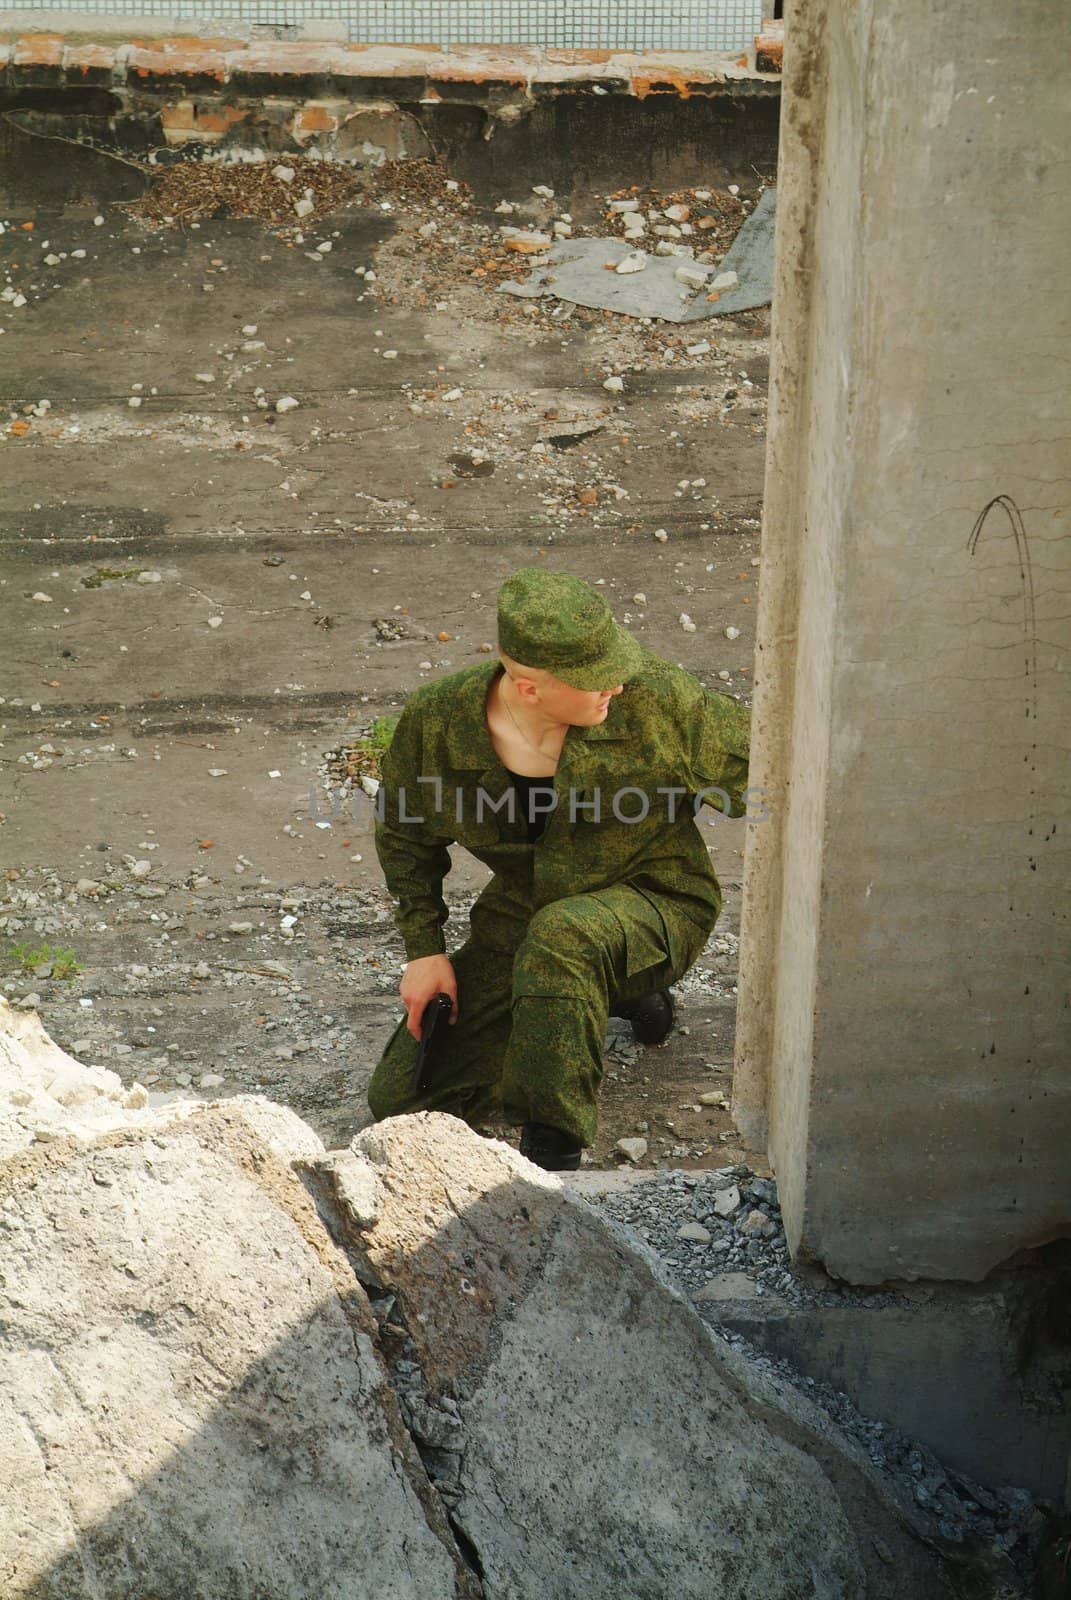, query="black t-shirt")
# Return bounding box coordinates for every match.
[506,768,556,843]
